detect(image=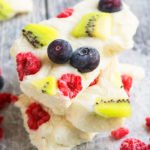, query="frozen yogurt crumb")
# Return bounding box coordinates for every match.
[15,95,95,150]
